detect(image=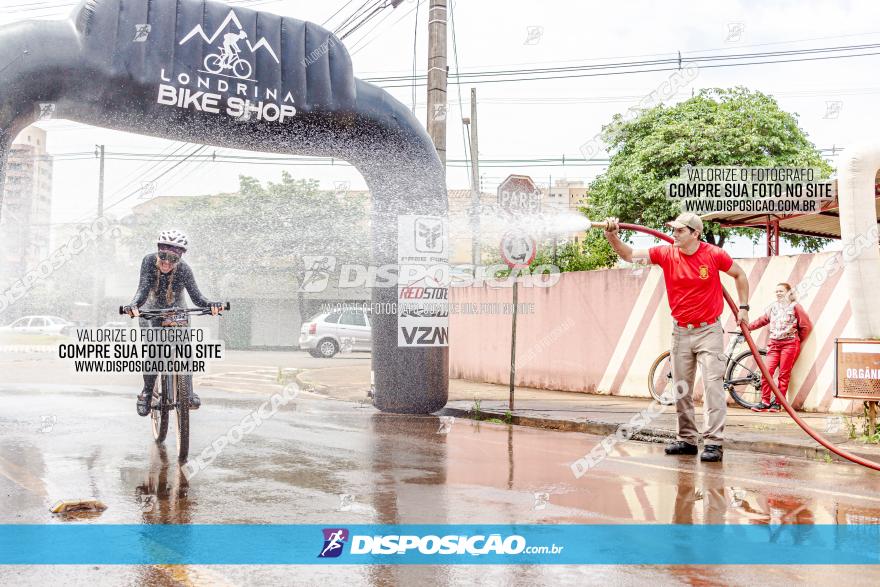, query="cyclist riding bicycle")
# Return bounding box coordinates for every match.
[221,30,248,68]
[122,230,222,417]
